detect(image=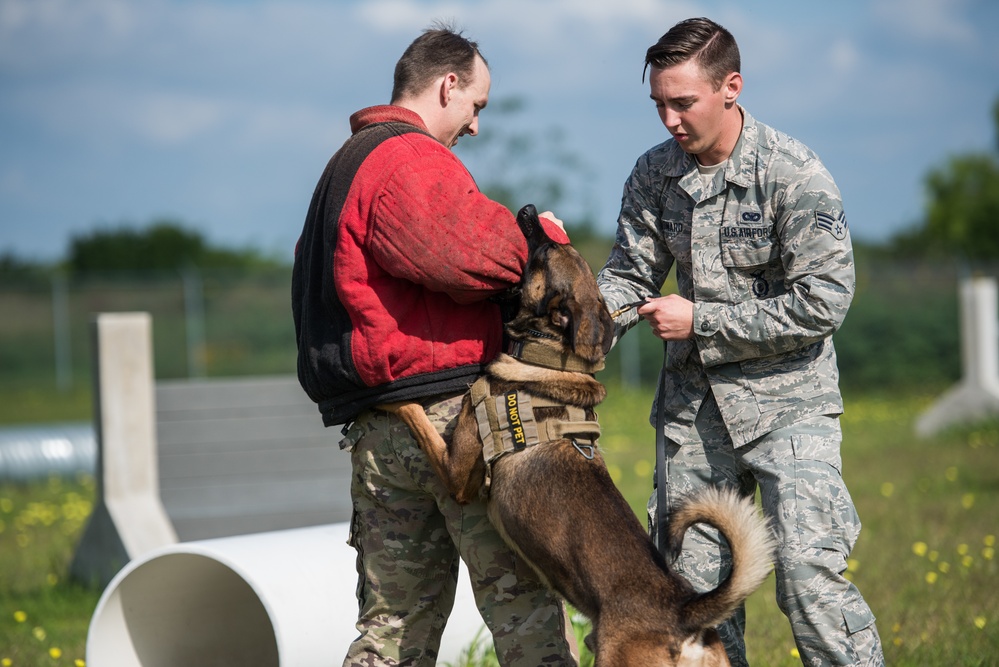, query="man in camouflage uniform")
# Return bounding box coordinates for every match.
[596,17,884,666]
[292,24,575,667]
[341,394,573,666]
